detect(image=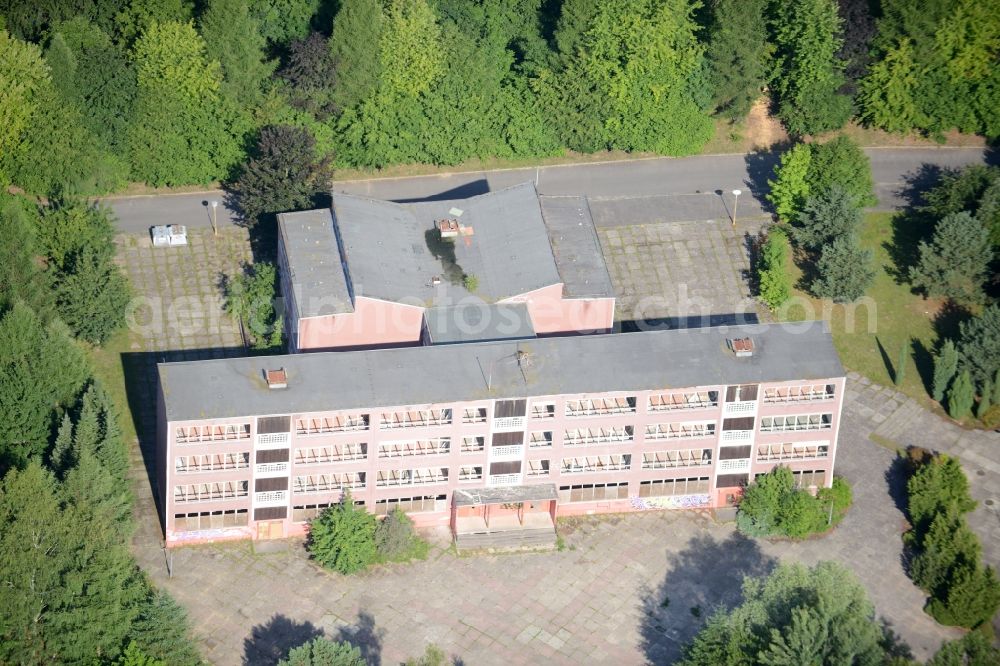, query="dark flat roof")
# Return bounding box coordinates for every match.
[159,322,844,422]
[540,196,615,299]
[277,209,353,316]
[453,484,558,506]
[332,183,562,304]
[424,302,536,345]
